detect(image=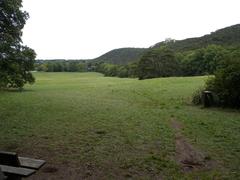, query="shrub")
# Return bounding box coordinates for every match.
[205,57,240,108]
[192,87,204,105]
